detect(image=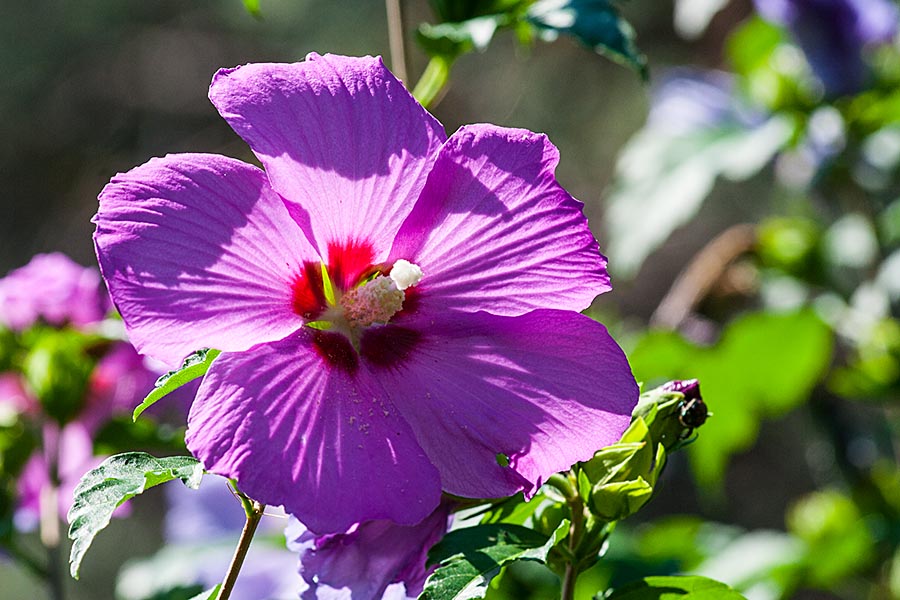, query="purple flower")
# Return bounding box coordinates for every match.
[94,53,638,534]
[754,0,899,96]
[0,253,109,332]
[286,500,453,600]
